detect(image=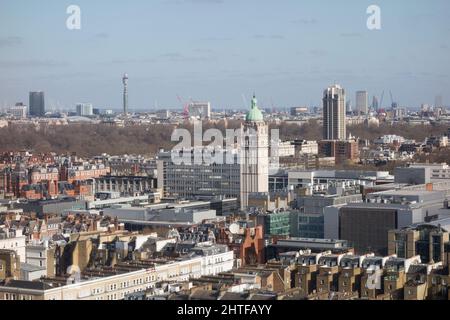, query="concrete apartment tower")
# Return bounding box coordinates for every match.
[323,84,346,141]
[240,95,269,210]
[356,90,369,115]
